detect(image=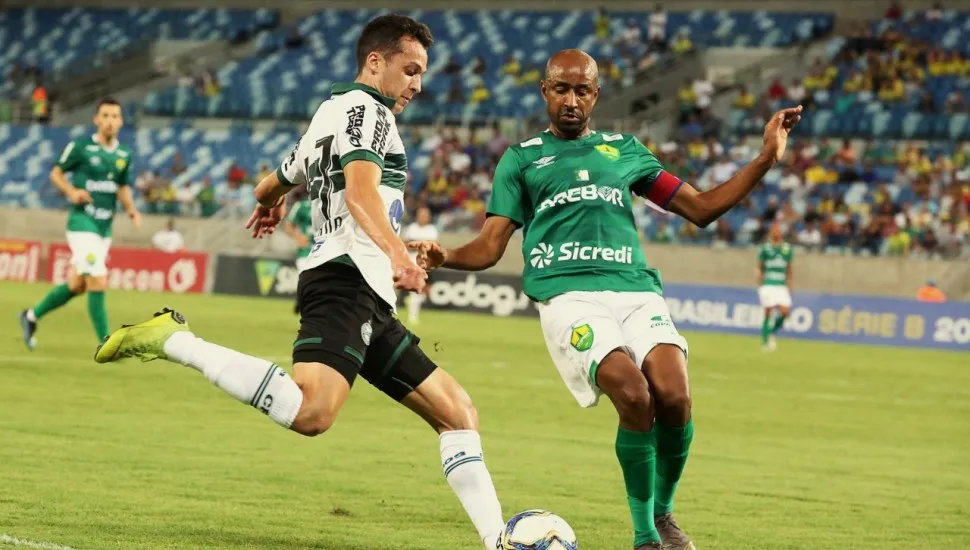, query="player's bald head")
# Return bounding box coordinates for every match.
[545,49,599,83]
